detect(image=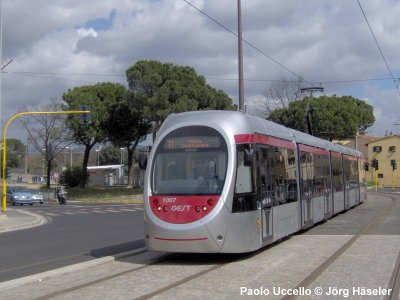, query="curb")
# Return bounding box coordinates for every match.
[0,209,48,233]
[0,247,147,290]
